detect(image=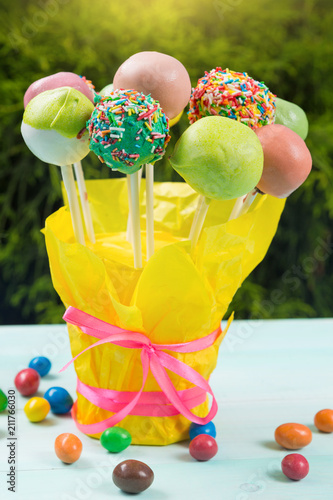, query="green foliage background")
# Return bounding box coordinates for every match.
[0,0,332,324]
